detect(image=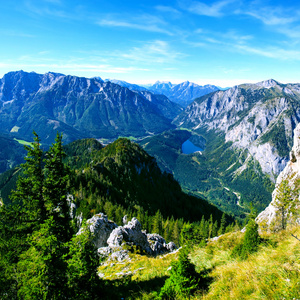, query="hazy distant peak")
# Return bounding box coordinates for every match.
[92,76,104,82]
[256,79,280,89]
